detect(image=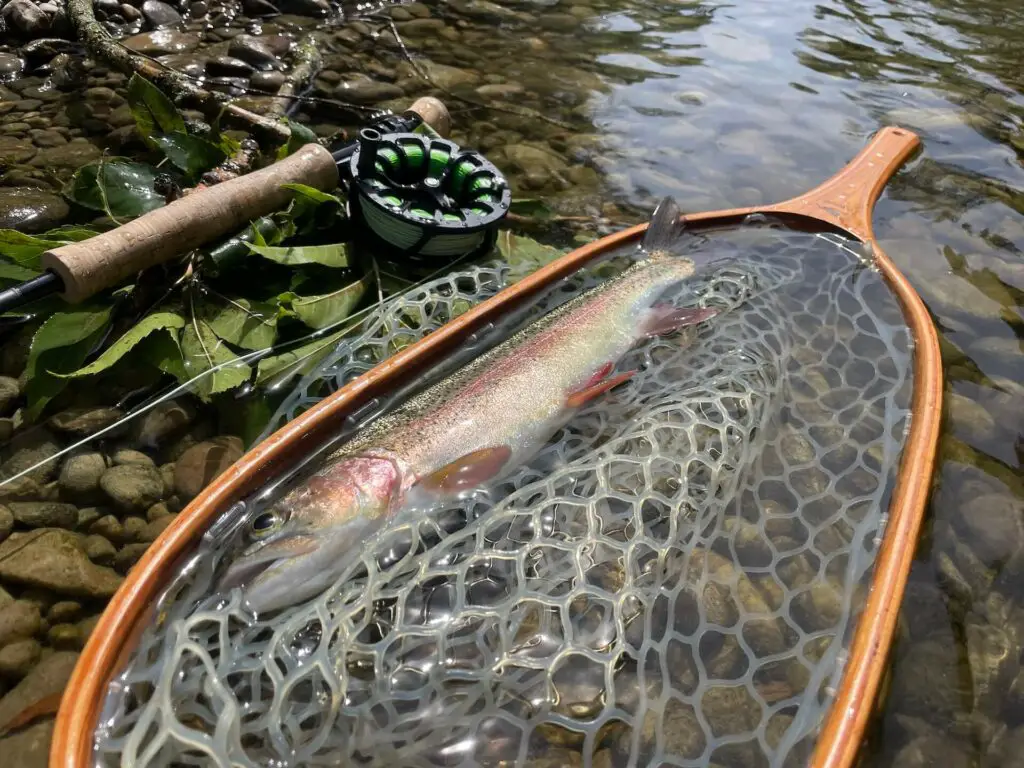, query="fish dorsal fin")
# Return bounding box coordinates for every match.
[642,196,686,254]
[418,445,512,495]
